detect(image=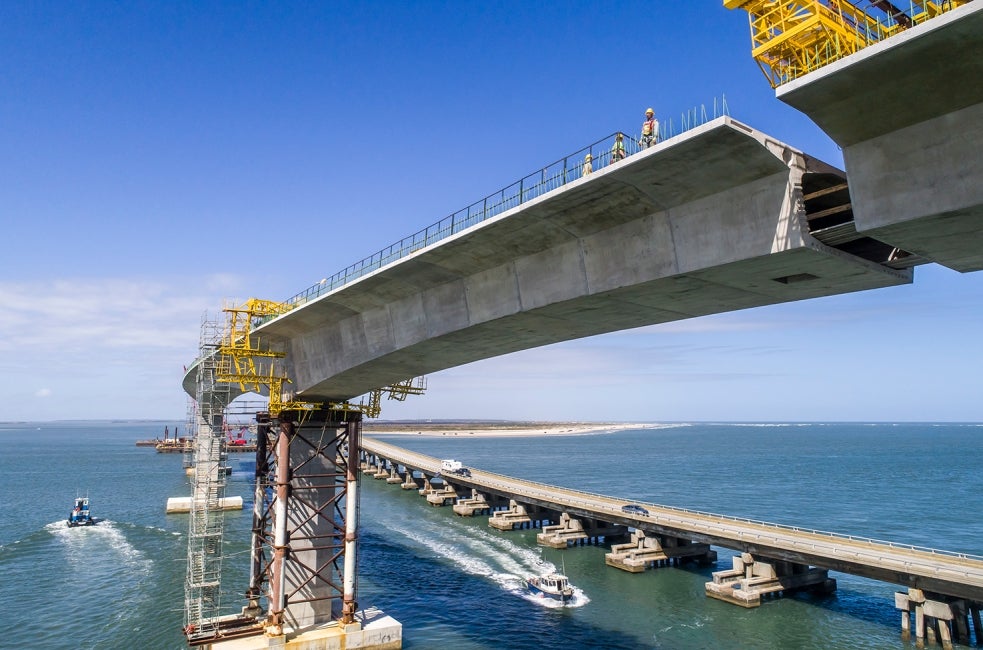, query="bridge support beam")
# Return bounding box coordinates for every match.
[536,513,624,548]
[705,553,835,608]
[425,484,457,506]
[606,530,716,572]
[385,467,402,484]
[400,471,419,490]
[489,500,533,530]
[896,588,982,648]
[453,490,490,516]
